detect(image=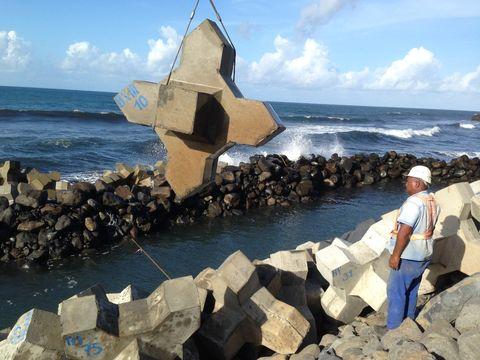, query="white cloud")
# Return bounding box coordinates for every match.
[61,26,180,78]
[440,65,480,93]
[298,0,355,34]
[248,36,337,87]
[245,37,479,95]
[147,26,181,75]
[0,30,30,71]
[368,47,440,90]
